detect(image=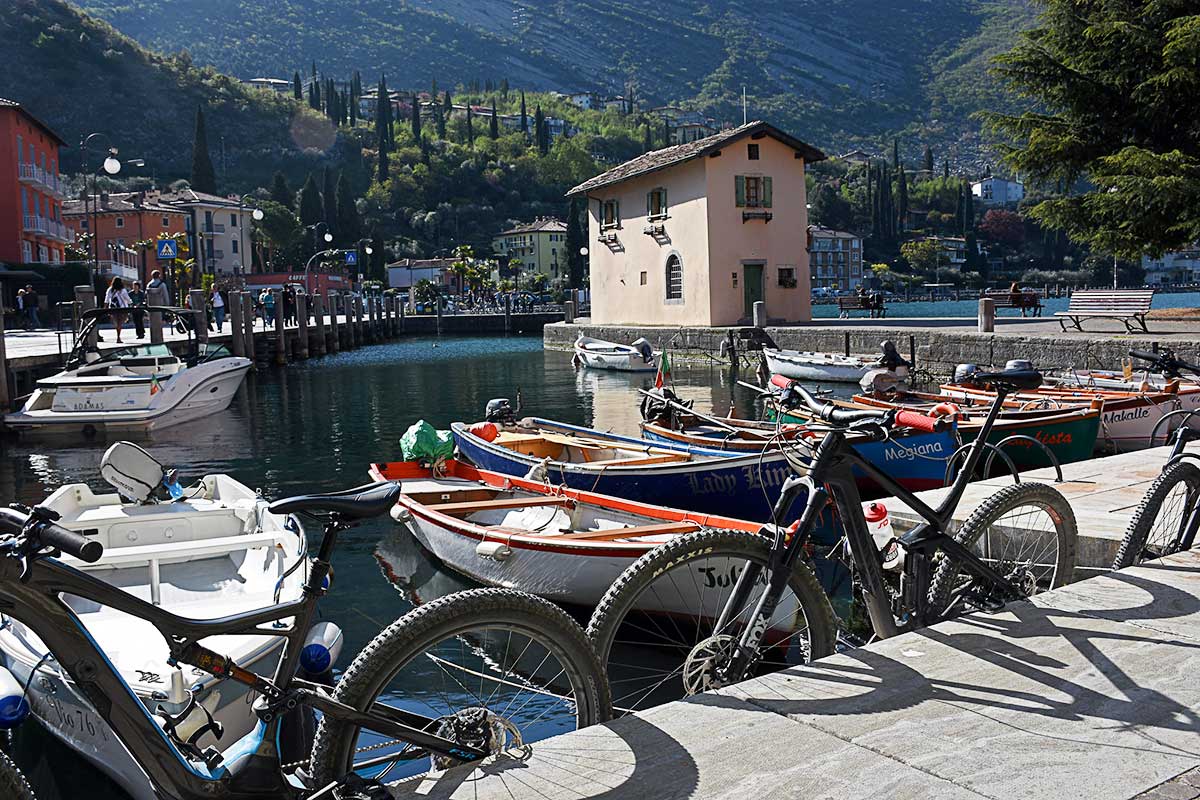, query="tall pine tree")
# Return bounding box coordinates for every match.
[519,91,528,135]
[466,105,474,147]
[298,174,323,228]
[534,106,548,155]
[321,168,337,239]
[896,164,909,232]
[376,127,389,183]
[411,93,422,141]
[269,172,293,210]
[489,99,499,139]
[292,71,302,101]
[375,77,389,154]
[922,145,934,175]
[643,123,653,152]
[190,106,216,194]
